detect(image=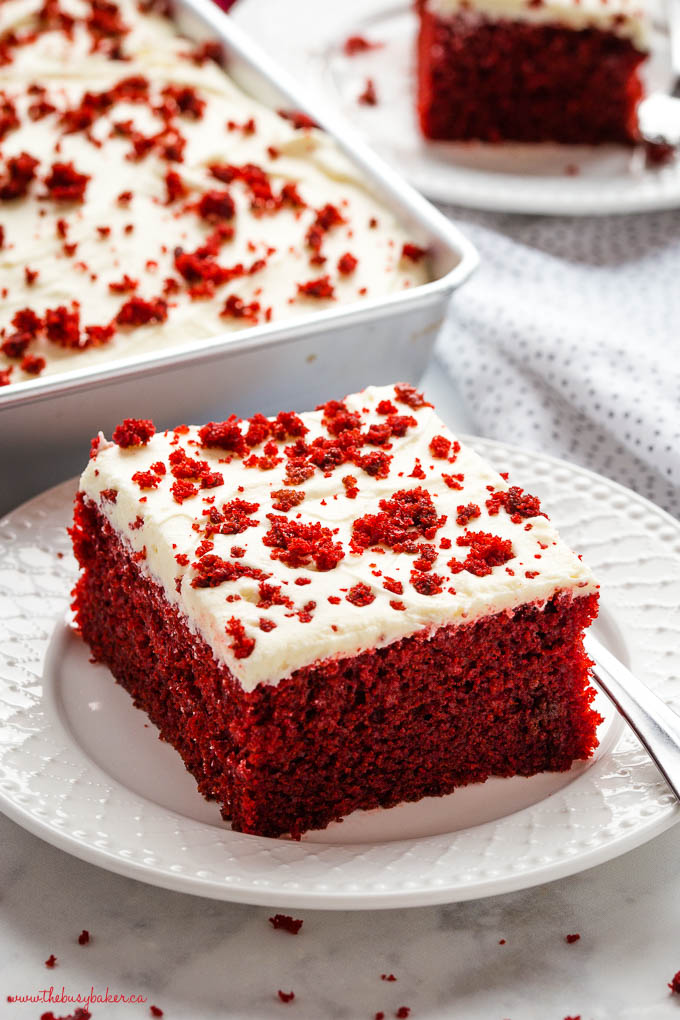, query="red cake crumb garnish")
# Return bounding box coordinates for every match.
[411,569,444,595]
[358,78,378,106]
[43,161,90,202]
[344,34,382,55]
[278,108,318,130]
[85,322,116,345]
[401,243,426,262]
[112,418,155,447]
[382,577,403,594]
[150,1008,164,1018]
[565,933,581,944]
[394,383,430,408]
[456,503,481,526]
[0,92,19,140]
[184,39,222,65]
[277,990,295,1003]
[263,515,345,571]
[198,188,235,221]
[668,970,680,994]
[448,530,514,577]
[486,486,546,522]
[364,424,391,446]
[108,273,138,293]
[171,479,197,502]
[352,487,446,552]
[342,474,359,498]
[77,929,90,945]
[45,954,57,967]
[346,582,375,606]
[199,416,246,454]
[0,151,39,200]
[226,617,255,658]
[221,294,261,321]
[271,489,305,512]
[191,554,268,588]
[395,1009,410,1019]
[376,399,397,415]
[355,449,392,478]
[337,252,358,274]
[202,498,260,536]
[269,913,304,934]
[132,470,160,489]
[45,303,82,348]
[116,295,168,327]
[20,353,46,375]
[165,168,188,203]
[381,973,397,982]
[429,435,451,459]
[297,275,335,299]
